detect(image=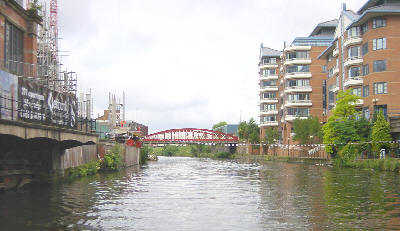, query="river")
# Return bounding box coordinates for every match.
[1,156,400,230]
